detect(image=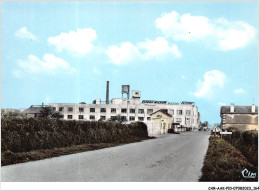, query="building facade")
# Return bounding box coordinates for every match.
[220,104,258,131]
[49,90,200,130]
